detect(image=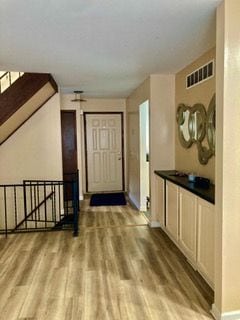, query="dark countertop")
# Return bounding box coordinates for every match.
[154,170,215,204]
